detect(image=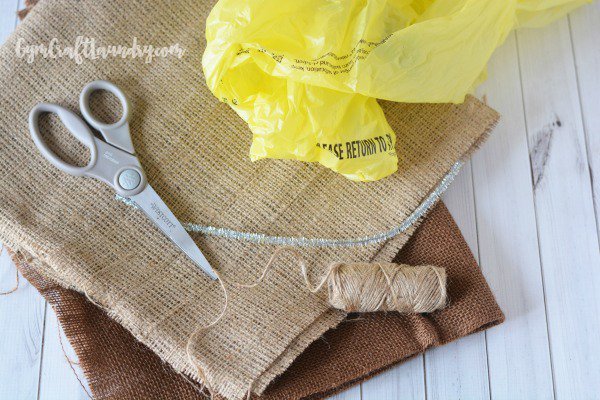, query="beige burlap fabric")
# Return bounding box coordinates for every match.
[0,1,498,399]
[13,202,505,400]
